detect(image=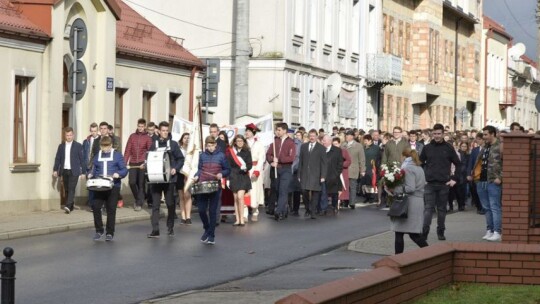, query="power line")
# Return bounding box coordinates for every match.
[124,0,235,35]
[502,0,537,40]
